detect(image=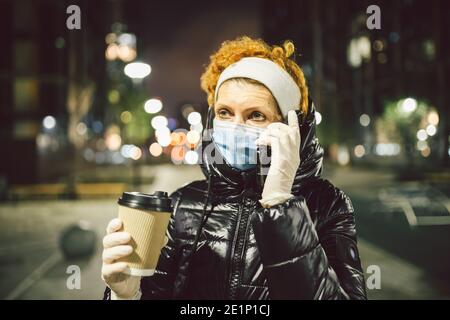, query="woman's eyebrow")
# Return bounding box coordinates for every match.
[215,103,231,108]
[215,103,272,113]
